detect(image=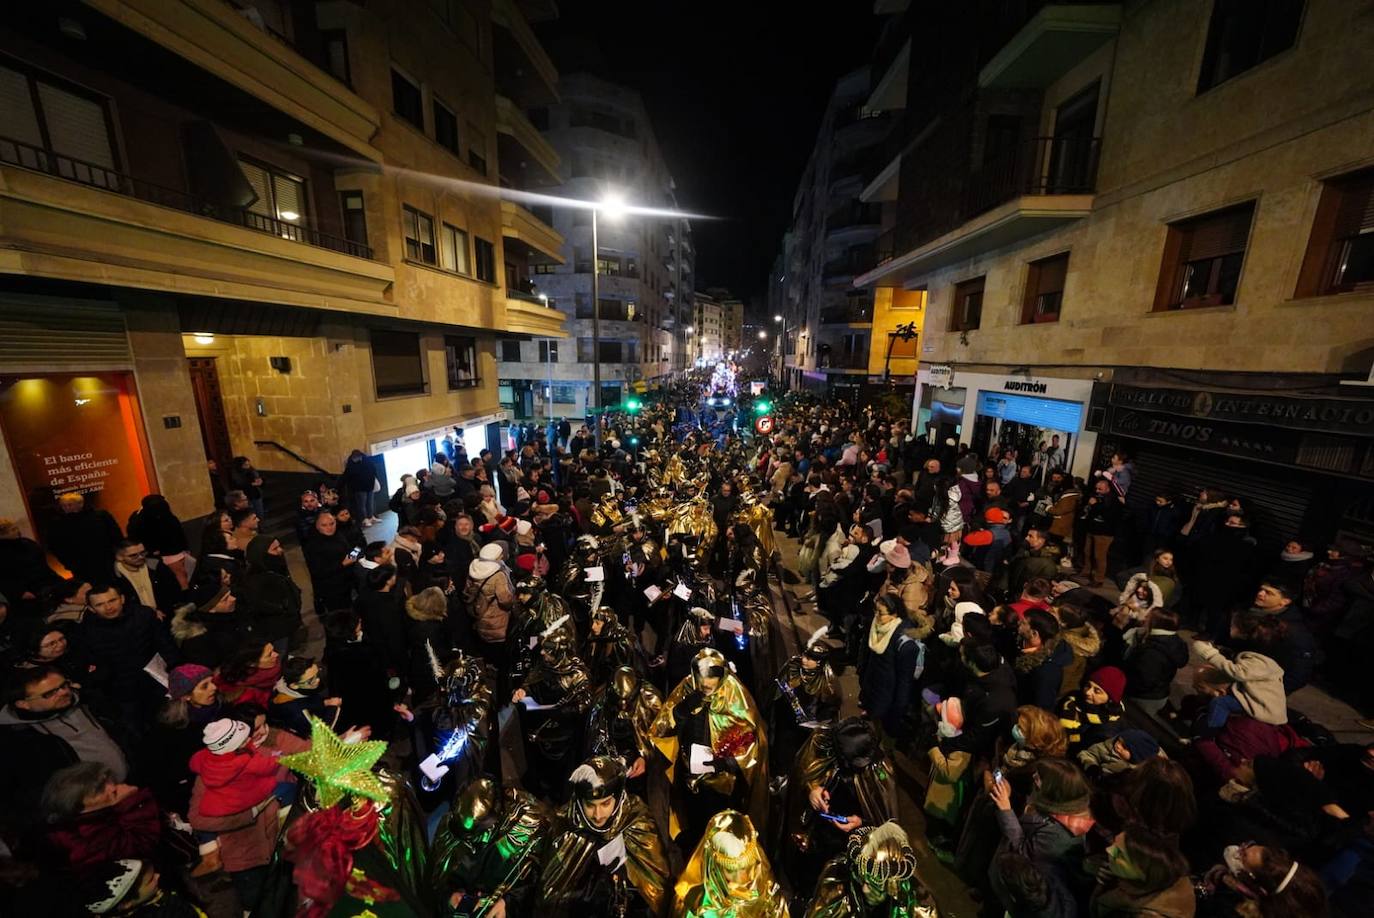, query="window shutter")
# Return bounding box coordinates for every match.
[0,65,43,148]
[241,161,271,216]
[1332,169,1374,238]
[271,174,305,223]
[1181,205,1253,261]
[1034,254,1068,296]
[36,83,113,169]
